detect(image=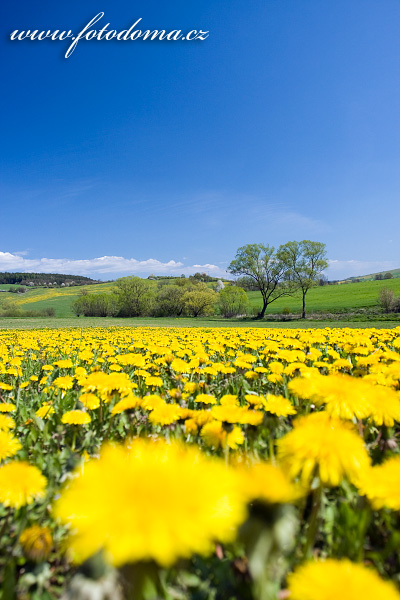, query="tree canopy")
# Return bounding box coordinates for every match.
[228,244,294,318]
[277,240,328,318]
